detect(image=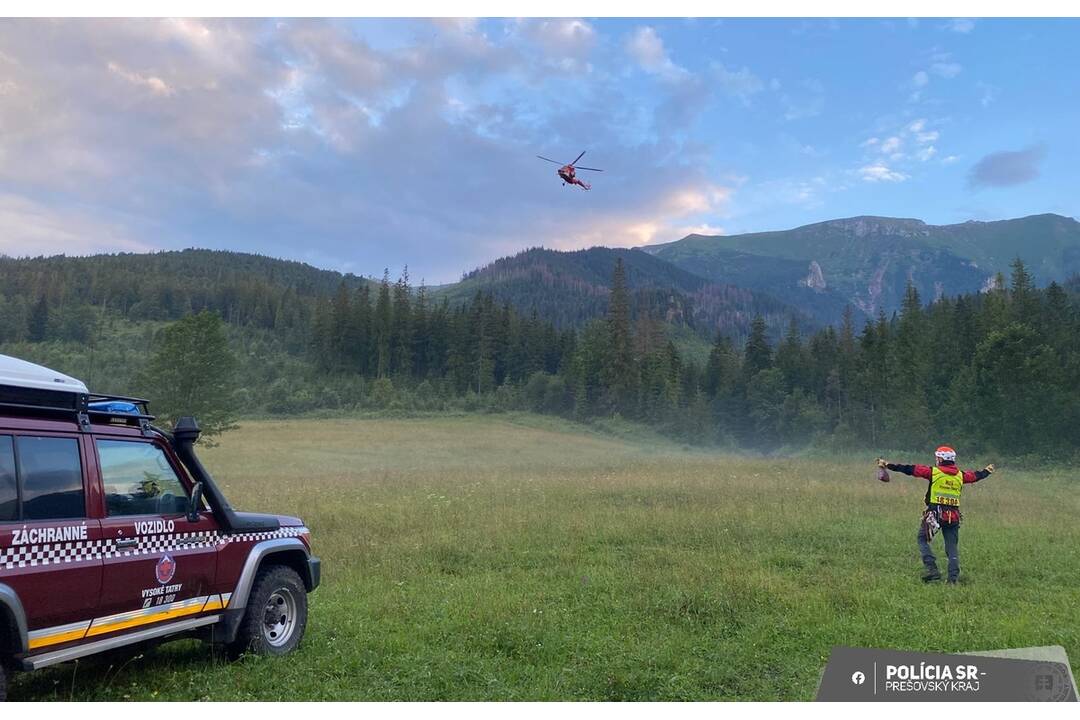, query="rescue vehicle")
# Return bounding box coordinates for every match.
[0,354,321,700]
